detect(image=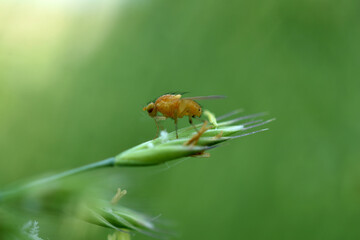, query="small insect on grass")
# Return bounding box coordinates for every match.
[143,93,225,138]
